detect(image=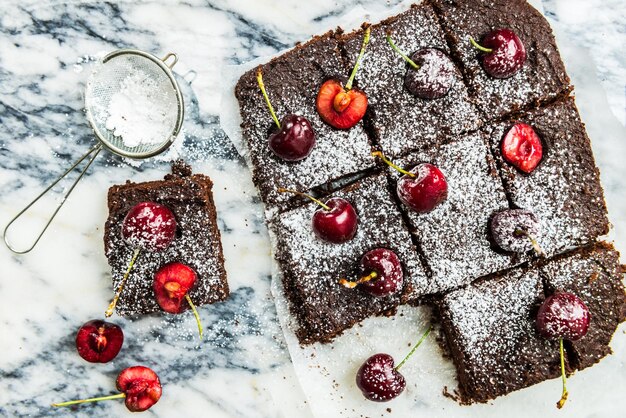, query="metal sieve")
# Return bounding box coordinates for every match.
[3,49,185,254]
